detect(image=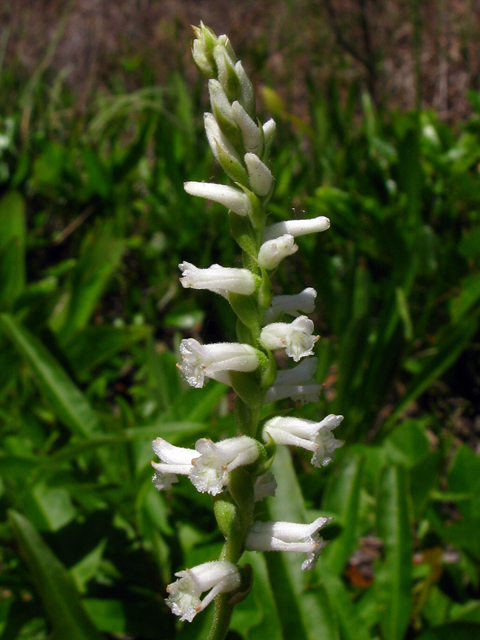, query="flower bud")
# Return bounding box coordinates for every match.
[214,44,239,101]
[245,152,274,196]
[262,118,276,146]
[204,113,249,185]
[257,234,298,270]
[232,101,262,154]
[192,38,215,78]
[235,60,255,116]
